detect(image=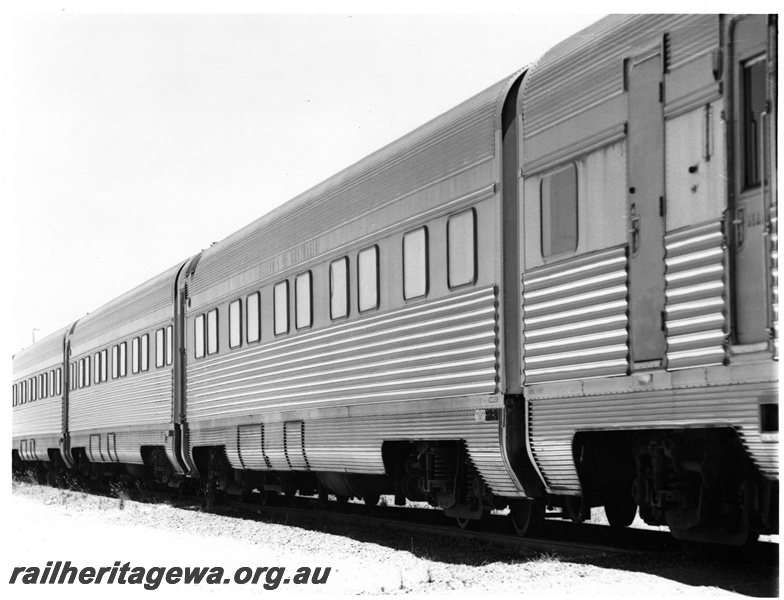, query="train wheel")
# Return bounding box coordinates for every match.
[510,499,545,537]
[604,495,637,528]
